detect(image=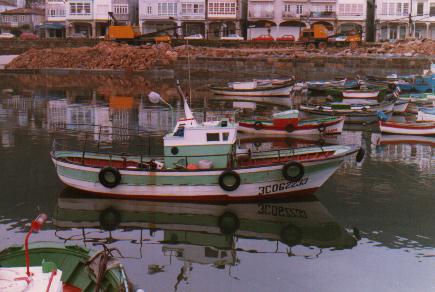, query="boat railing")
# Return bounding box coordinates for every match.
[52,124,330,169]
